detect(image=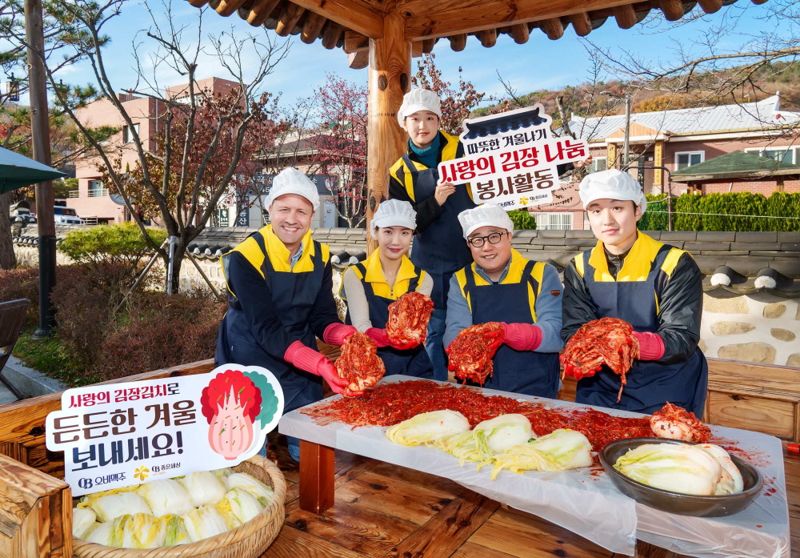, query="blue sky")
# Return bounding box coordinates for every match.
[47,0,790,112]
